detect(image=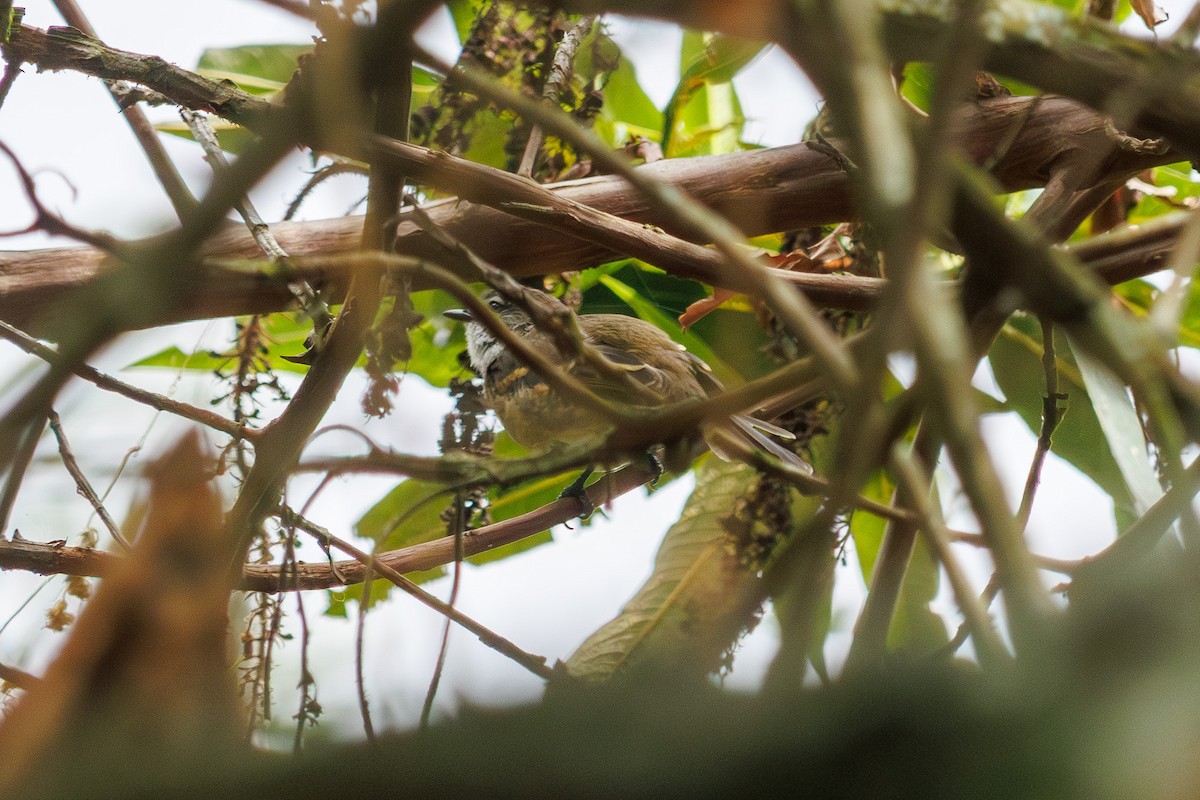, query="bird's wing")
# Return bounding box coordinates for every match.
[581,344,675,399]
